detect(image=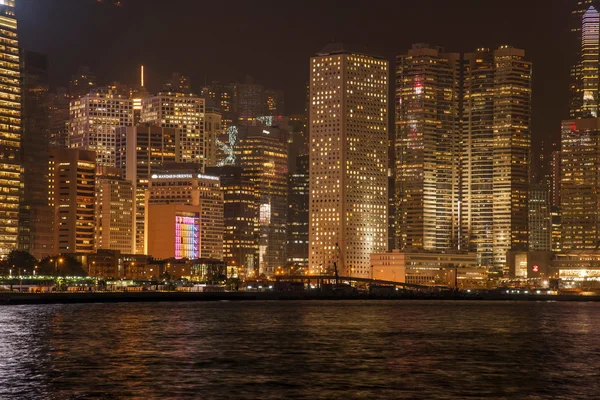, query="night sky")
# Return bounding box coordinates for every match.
[18,0,572,167]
